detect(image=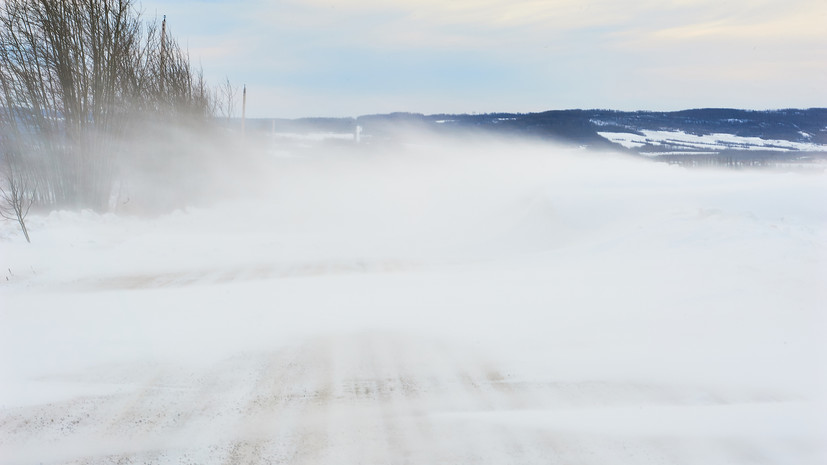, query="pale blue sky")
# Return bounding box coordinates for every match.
[140,0,826,118]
